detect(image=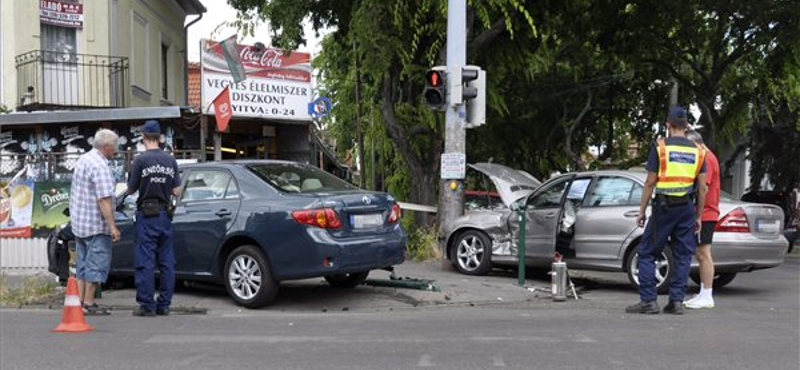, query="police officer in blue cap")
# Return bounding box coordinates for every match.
[127,120,181,317]
[625,106,707,315]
